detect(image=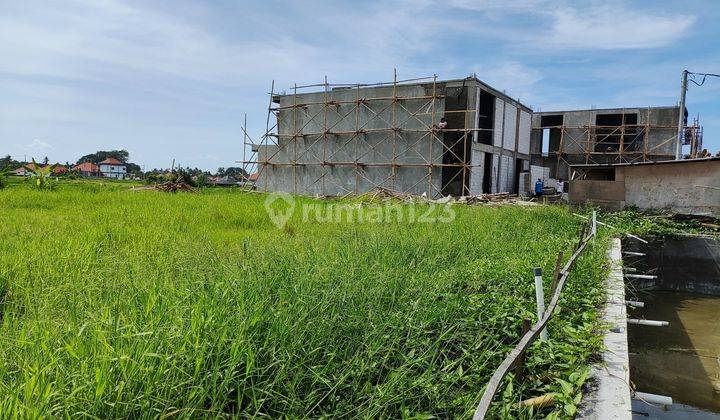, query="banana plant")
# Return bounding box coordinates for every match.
[29,158,56,189]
